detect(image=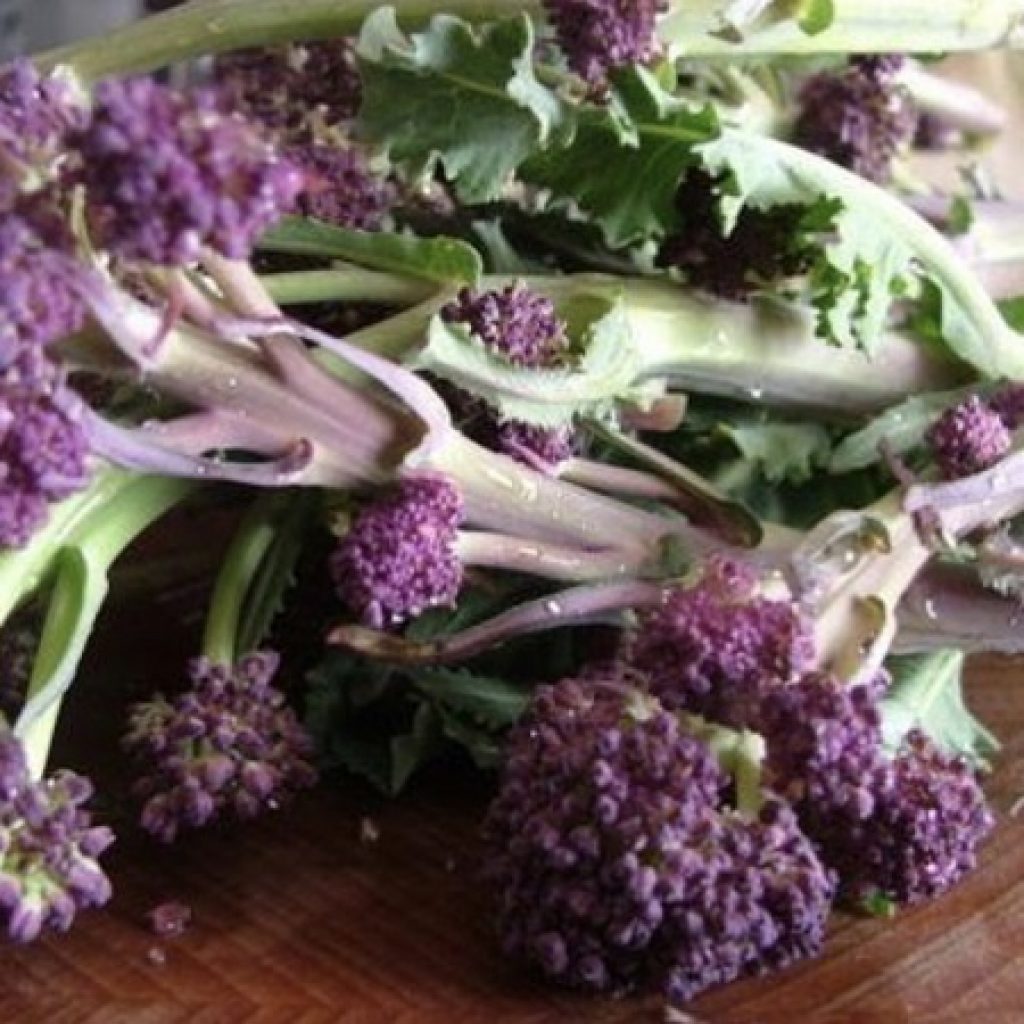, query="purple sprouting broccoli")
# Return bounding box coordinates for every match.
[441,283,569,369]
[73,77,304,266]
[440,283,576,471]
[331,475,464,629]
[543,0,669,87]
[0,59,85,179]
[988,384,1024,430]
[289,143,395,231]
[630,557,816,725]
[482,675,833,998]
[793,56,918,184]
[123,651,317,842]
[214,40,362,137]
[926,395,1011,480]
[757,674,994,907]
[0,201,87,359]
[0,729,114,942]
[0,348,92,548]
[658,171,814,301]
